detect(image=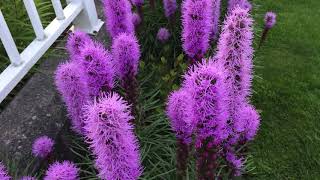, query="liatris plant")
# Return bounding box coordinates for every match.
[259,11,276,48]
[55,62,90,134]
[32,136,54,159]
[157,28,171,43]
[132,12,142,28]
[78,41,114,97]
[182,0,213,64]
[215,6,254,175]
[103,0,134,38]
[20,176,37,180]
[44,161,79,180]
[183,61,228,179]
[211,0,221,40]
[228,0,252,12]
[166,89,195,179]
[112,33,141,116]
[66,30,93,61]
[83,93,142,180]
[0,162,11,180]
